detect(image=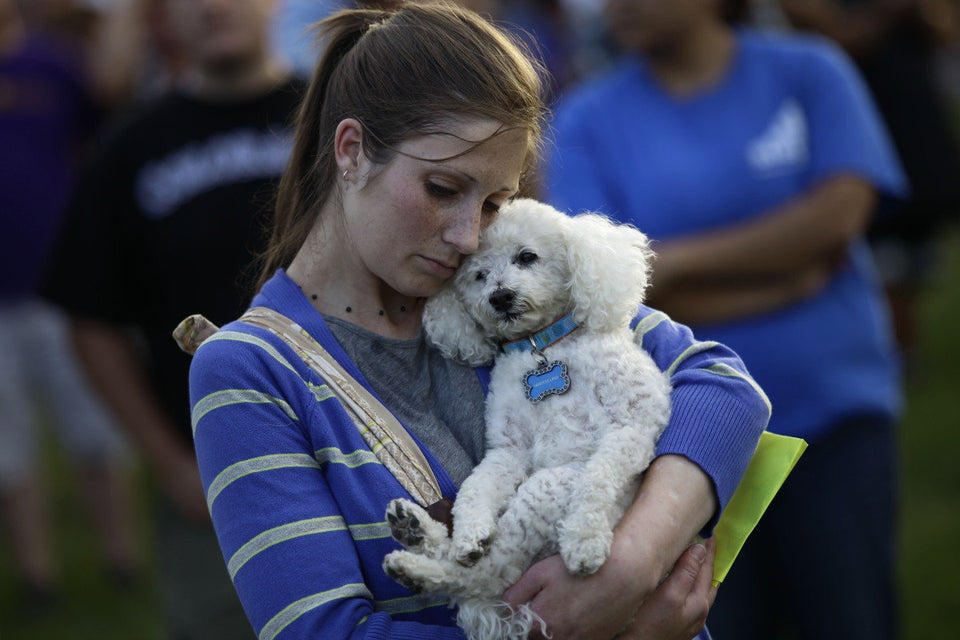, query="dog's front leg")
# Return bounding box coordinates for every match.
[451,445,526,566]
[558,422,663,574]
